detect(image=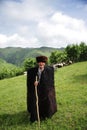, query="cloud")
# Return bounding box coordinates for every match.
[37,12,87,47]
[0,0,53,22]
[0,34,26,47]
[0,0,87,48]
[0,33,41,48]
